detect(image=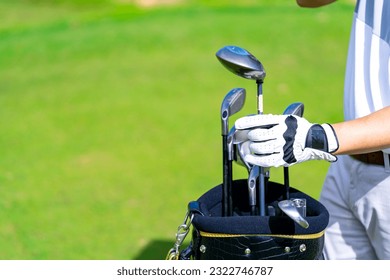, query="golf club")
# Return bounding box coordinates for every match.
[283,102,305,117]
[233,138,252,171]
[278,199,309,229]
[216,46,266,81]
[230,129,259,215]
[248,165,259,215]
[282,102,305,200]
[227,125,239,214]
[216,45,267,216]
[221,87,246,216]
